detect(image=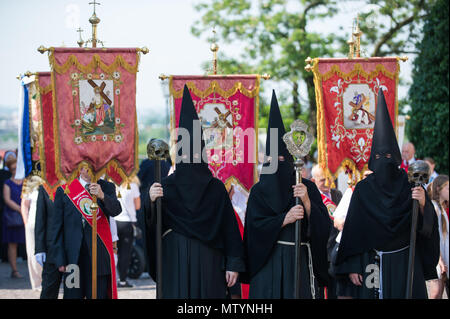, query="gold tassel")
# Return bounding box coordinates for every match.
[117,190,122,198]
[127,182,131,190]
[64,185,70,194]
